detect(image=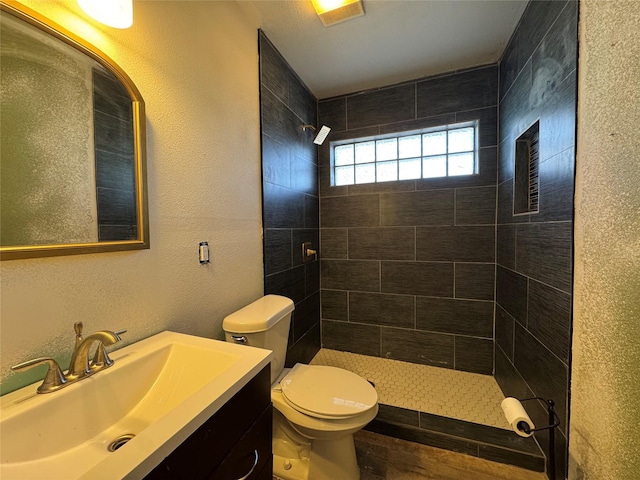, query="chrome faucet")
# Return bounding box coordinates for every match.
[11,322,126,394]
